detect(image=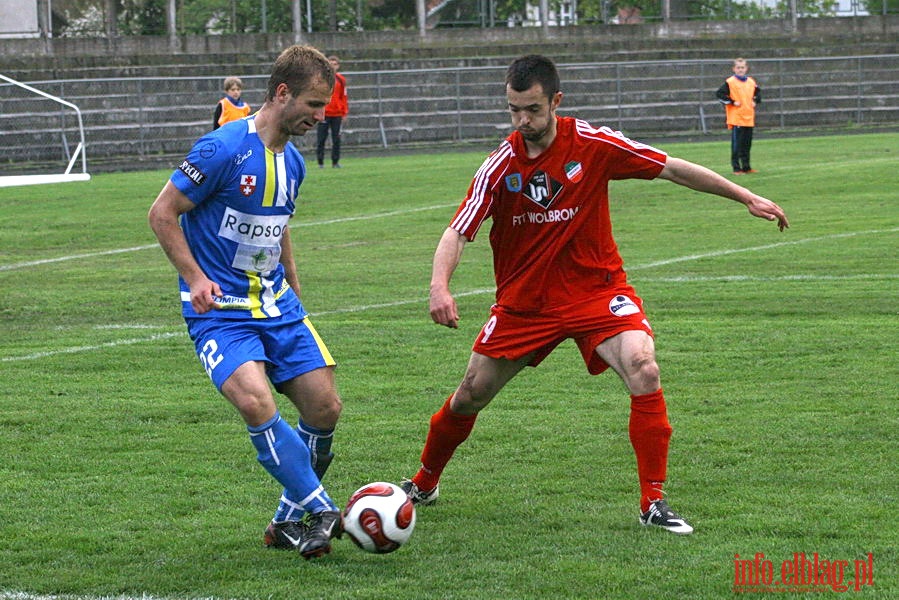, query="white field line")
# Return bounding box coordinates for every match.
[0,593,226,600]
[633,228,898,269]
[725,153,898,181]
[0,332,185,362]
[0,245,158,272]
[91,324,168,329]
[637,273,899,283]
[0,204,457,273]
[1,228,896,363]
